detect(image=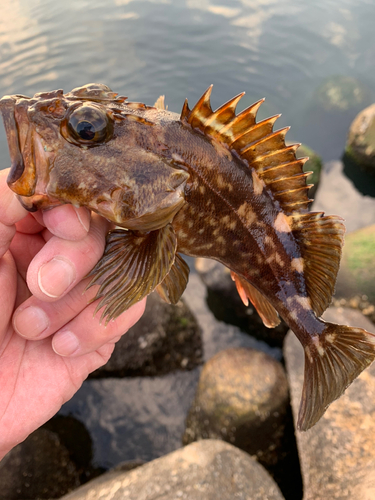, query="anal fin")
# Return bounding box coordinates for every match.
[231,271,280,328]
[86,224,177,323]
